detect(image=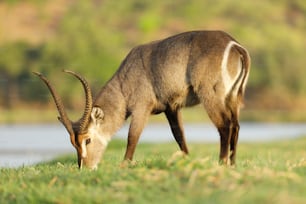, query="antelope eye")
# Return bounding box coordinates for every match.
[85,138,91,145]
